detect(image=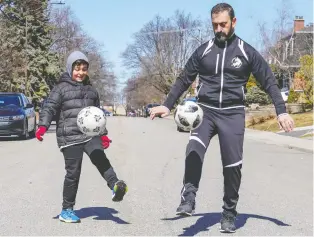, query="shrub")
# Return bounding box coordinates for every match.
[245,86,272,106]
[287,88,300,103]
